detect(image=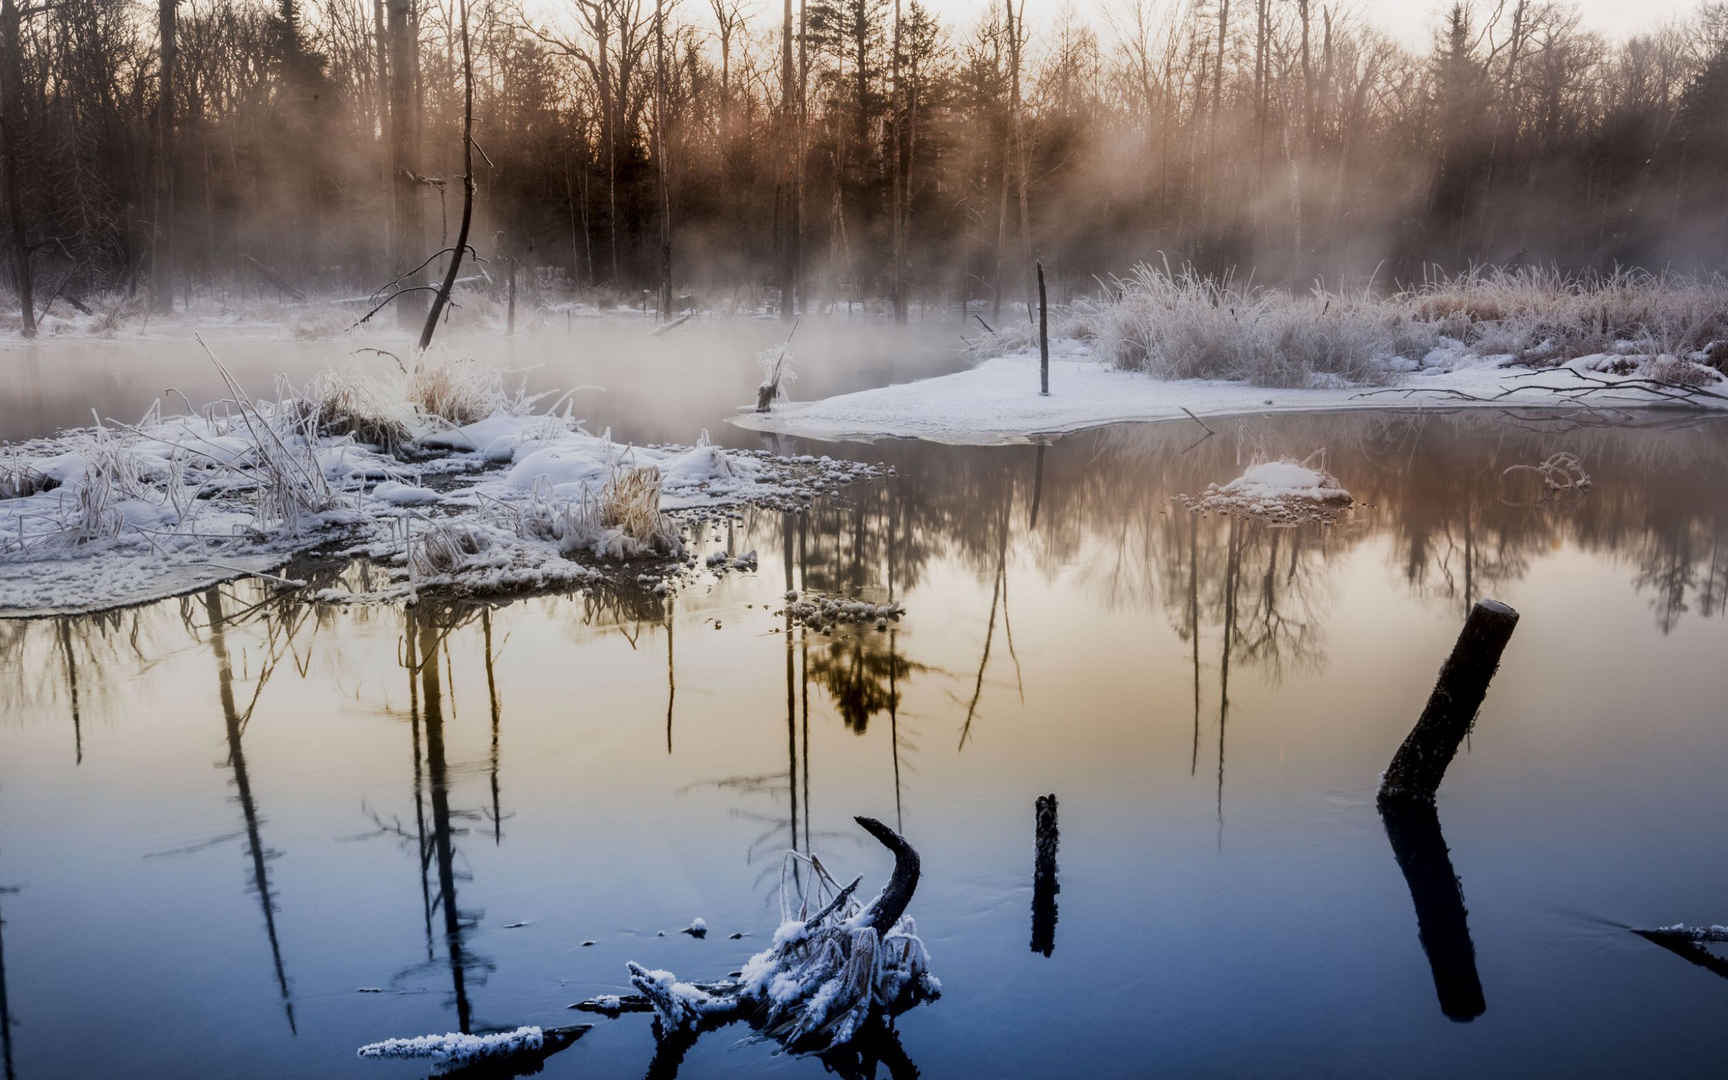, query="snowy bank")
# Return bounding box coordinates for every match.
[1,392,880,617]
[729,345,1728,446]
